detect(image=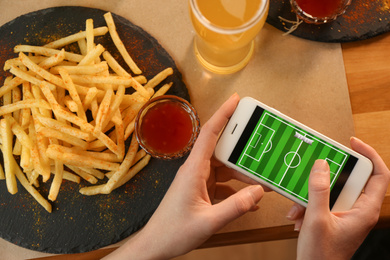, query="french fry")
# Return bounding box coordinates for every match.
[46,145,119,171]
[28,122,45,183]
[124,118,136,140]
[103,50,130,76]
[114,110,125,160]
[79,184,105,196]
[66,165,98,184]
[102,85,125,131]
[35,129,51,183]
[86,19,95,54]
[36,115,91,141]
[50,62,108,75]
[20,81,32,128]
[3,80,12,107]
[78,44,105,66]
[44,26,108,49]
[49,144,120,163]
[38,48,66,70]
[19,52,67,90]
[152,82,173,98]
[14,45,84,62]
[9,66,44,89]
[64,96,78,112]
[62,171,81,183]
[0,118,18,194]
[0,100,51,119]
[4,56,46,71]
[113,154,151,190]
[0,76,24,99]
[77,38,88,56]
[9,116,33,150]
[144,67,173,89]
[50,165,81,183]
[78,167,105,180]
[93,130,120,158]
[36,126,88,150]
[94,88,113,134]
[101,134,138,193]
[20,144,32,172]
[11,85,22,122]
[13,156,52,213]
[58,68,87,121]
[82,86,98,110]
[104,12,142,74]
[48,159,63,202]
[105,149,147,179]
[90,98,99,119]
[68,74,150,97]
